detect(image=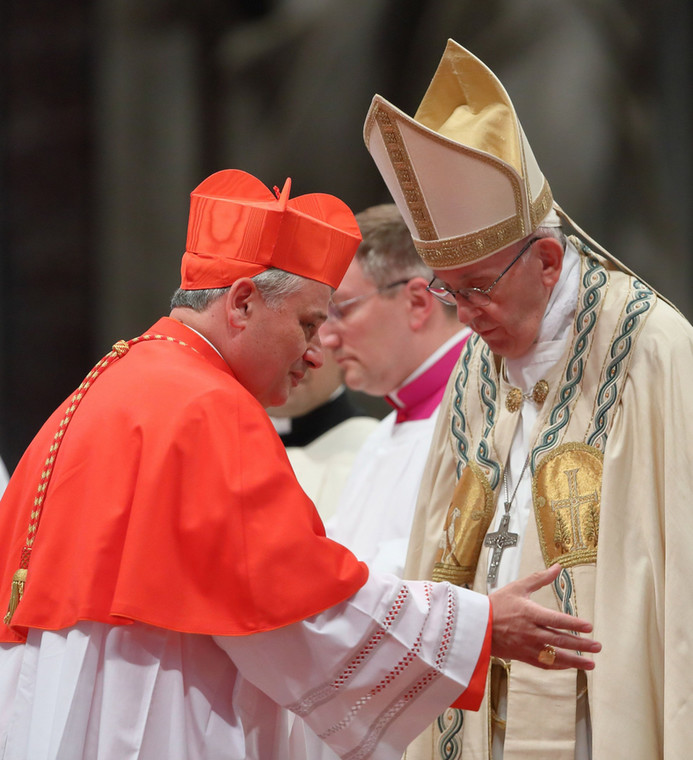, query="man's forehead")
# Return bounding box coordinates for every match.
[300,295,329,322]
[298,297,328,319]
[335,258,372,296]
[288,279,330,316]
[345,257,369,279]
